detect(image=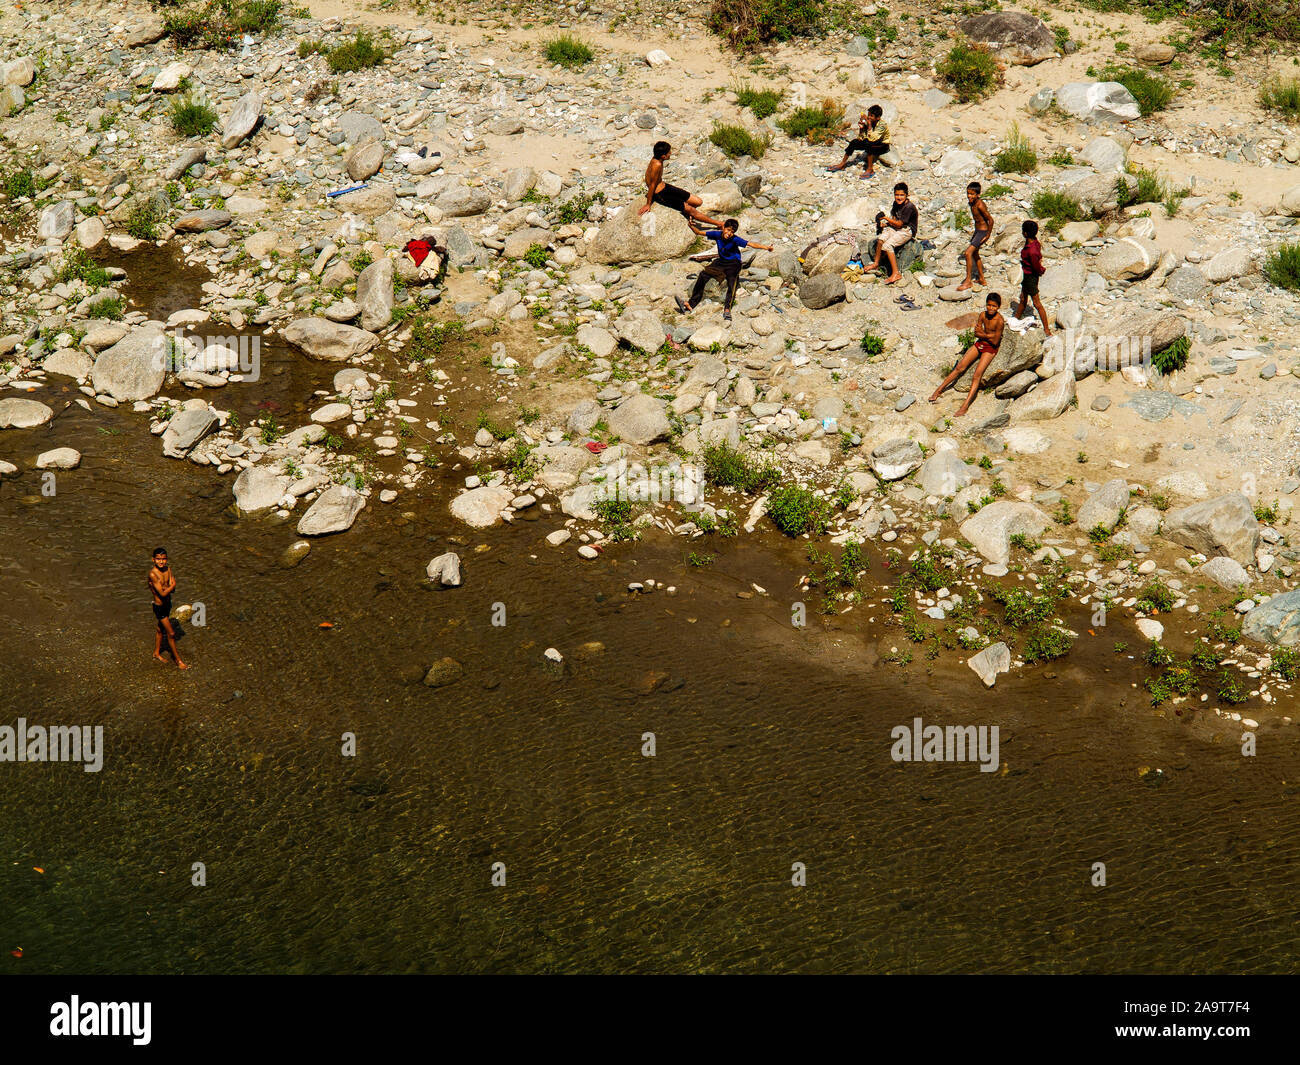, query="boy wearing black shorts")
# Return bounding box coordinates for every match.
[1014,219,1051,337]
[675,219,774,321]
[957,182,992,292]
[639,141,724,229]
